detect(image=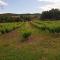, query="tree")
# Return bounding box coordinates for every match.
[40,9,60,20]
